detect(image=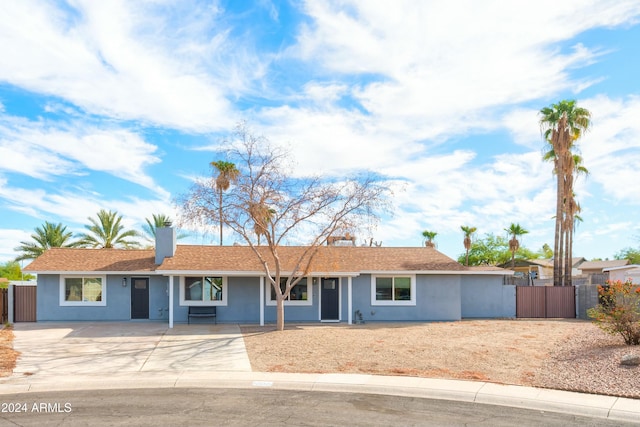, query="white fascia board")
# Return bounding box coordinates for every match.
[155,270,361,277]
[26,270,157,275]
[155,270,265,277]
[360,270,514,276]
[603,264,640,272]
